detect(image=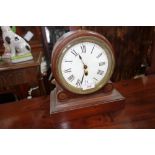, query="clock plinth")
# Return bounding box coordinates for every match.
[50,84,125,122]
[57,82,114,102]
